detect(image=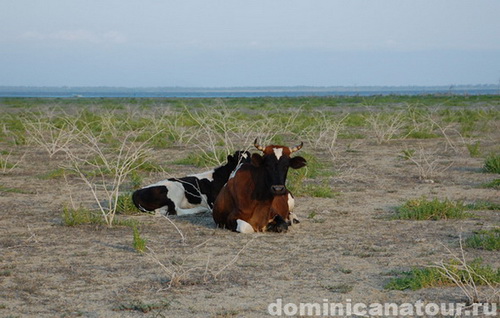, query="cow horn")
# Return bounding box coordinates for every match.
[254,138,265,152]
[290,142,303,153]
